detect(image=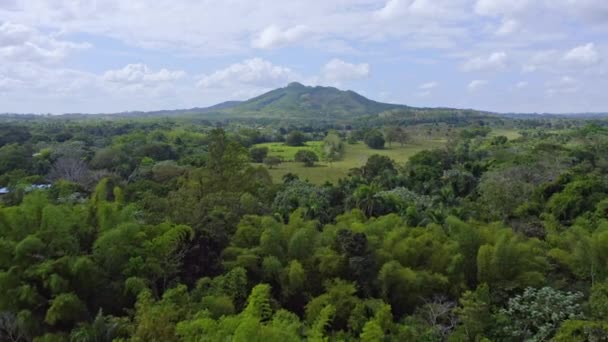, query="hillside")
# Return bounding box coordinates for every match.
[1,83,497,122]
[218,82,404,119]
[361,106,497,126]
